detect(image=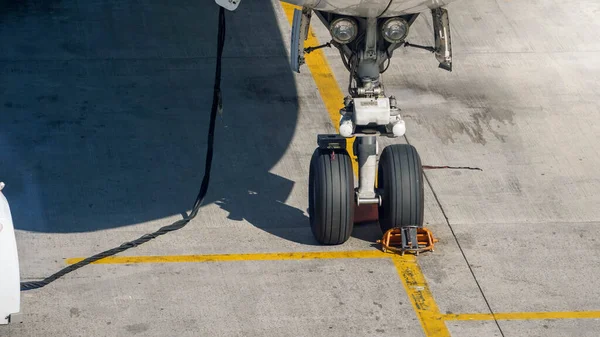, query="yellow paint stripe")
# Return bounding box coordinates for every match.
[392,257,451,337]
[444,311,600,321]
[281,3,357,174]
[66,250,394,265]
